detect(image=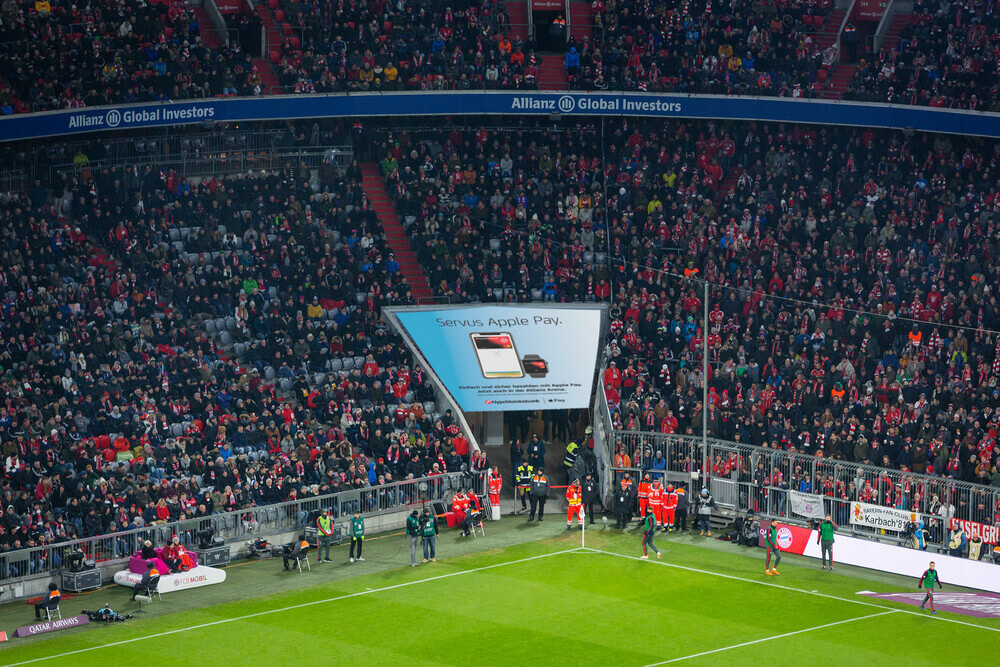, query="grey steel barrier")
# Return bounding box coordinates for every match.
[0,471,484,583]
[607,431,1000,551]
